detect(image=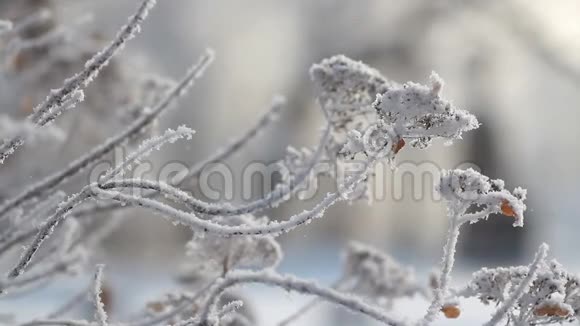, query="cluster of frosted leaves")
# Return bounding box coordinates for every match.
[438,168,527,227]
[311,55,479,161]
[309,56,482,205]
[341,242,426,307]
[310,54,391,113]
[459,260,580,323]
[310,56,390,162]
[373,72,479,149]
[184,215,282,277]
